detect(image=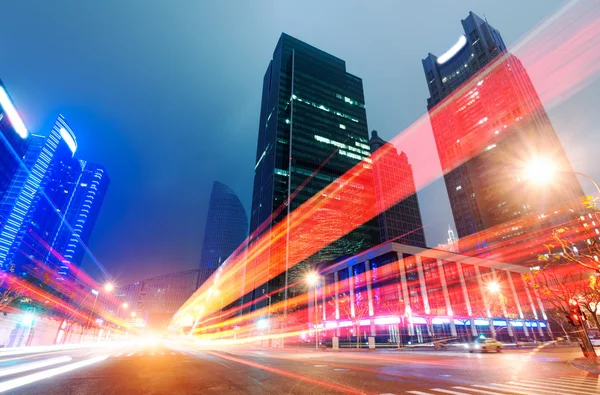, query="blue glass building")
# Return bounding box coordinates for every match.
[198,181,248,288]
[46,160,109,280]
